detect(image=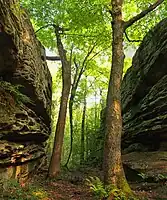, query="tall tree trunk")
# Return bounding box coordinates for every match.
[103,0,164,197]
[103,0,131,194]
[80,79,87,165]
[48,26,71,177]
